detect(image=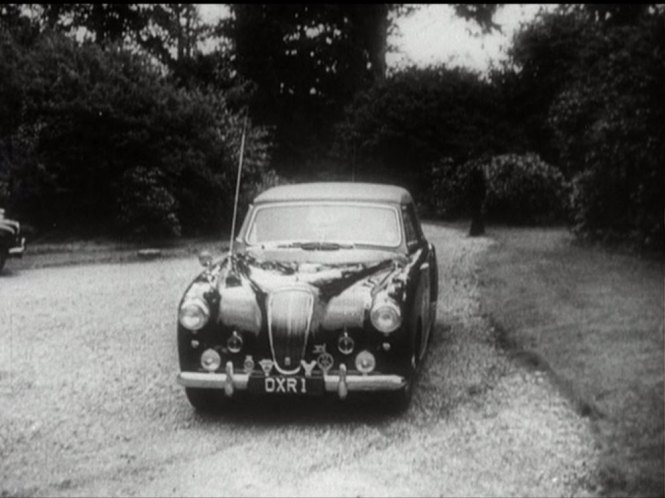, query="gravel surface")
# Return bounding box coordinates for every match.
[0,224,600,497]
